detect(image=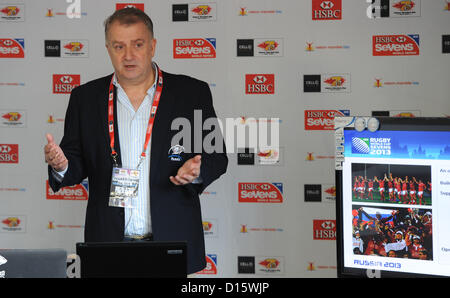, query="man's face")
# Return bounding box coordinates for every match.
[106,20,156,85]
